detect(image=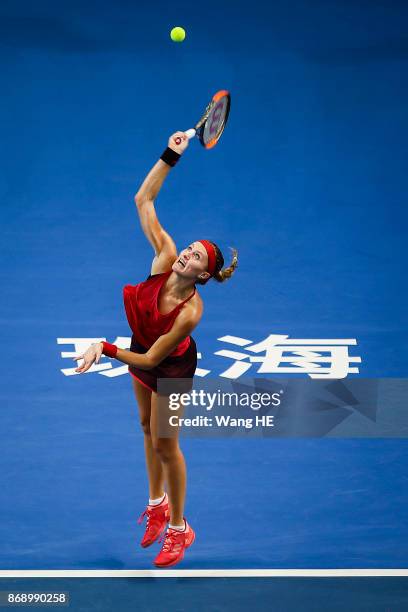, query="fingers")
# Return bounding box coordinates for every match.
[74,358,85,373]
[72,344,103,373]
[72,354,94,373]
[172,131,186,139]
[168,131,189,155]
[170,131,188,145]
[75,360,92,374]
